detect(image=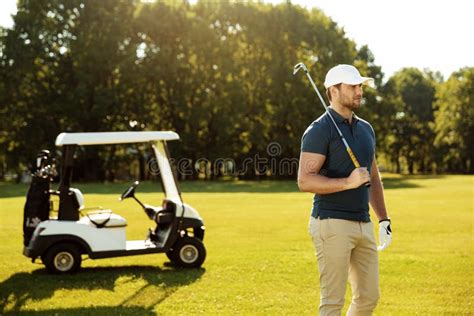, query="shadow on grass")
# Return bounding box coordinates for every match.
[0,265,205,315]
[3,306,154,315]
[1,174,449,198]
[91,177,433,193]
[381,174,449,189]
[381,177,419,189]
[0,180,301,198]
[0,182,29,198]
